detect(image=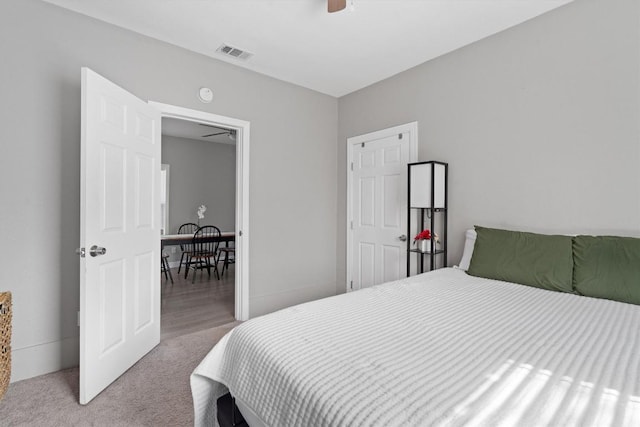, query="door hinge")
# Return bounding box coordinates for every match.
[239,230,243,237]
[350,162,353,171]
[361,142,365,147]
[77,311,80,327]
[350,221,353,230]
[398,133,403,139]
[350,280,353,290]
